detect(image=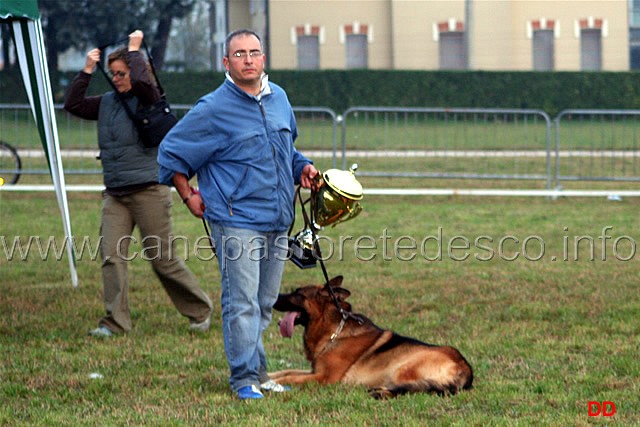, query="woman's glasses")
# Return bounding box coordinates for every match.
[108,70,128,79]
